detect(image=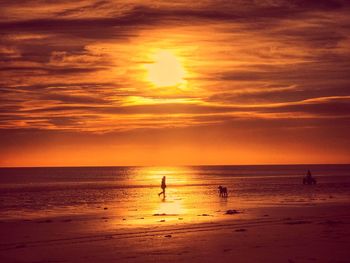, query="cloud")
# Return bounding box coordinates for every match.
[1,1,348,36]
[0,0,350,133]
